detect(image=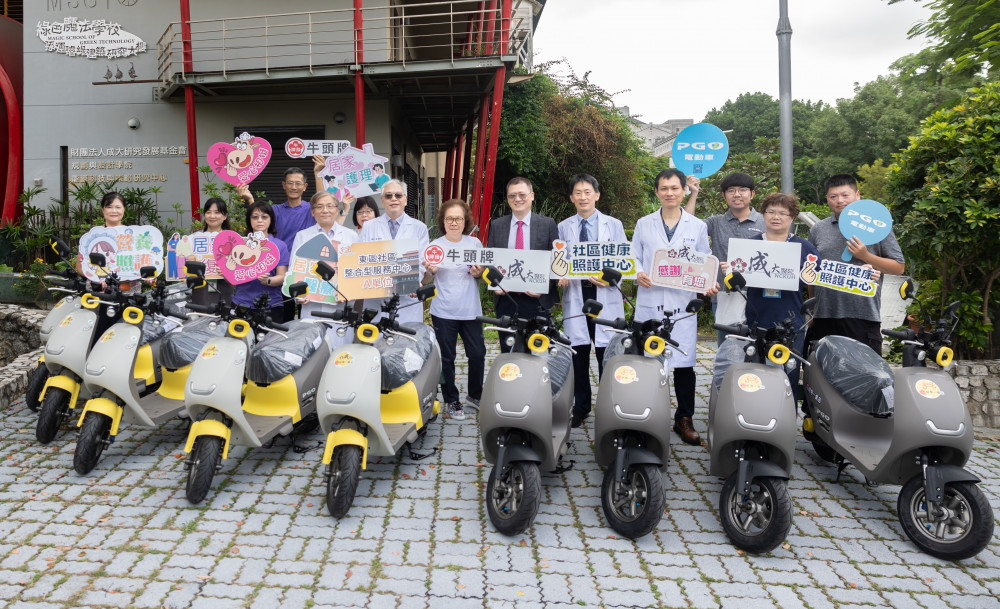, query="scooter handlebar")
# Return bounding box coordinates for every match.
[882,328,915,341]
[391,321,417,335]
[593,317,628,330]
[713,323,749,337]
[476,315,502,326]
[266,319,290,332]
[185,303,215,314]
[163,304,190,321]
[48,278,75,289]
[552,331,572,346]
[310,309,343,320]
